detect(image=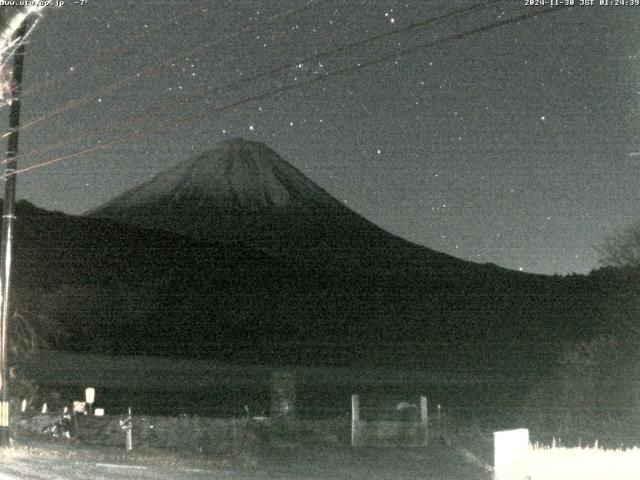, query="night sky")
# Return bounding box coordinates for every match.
[3,0,639,275]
